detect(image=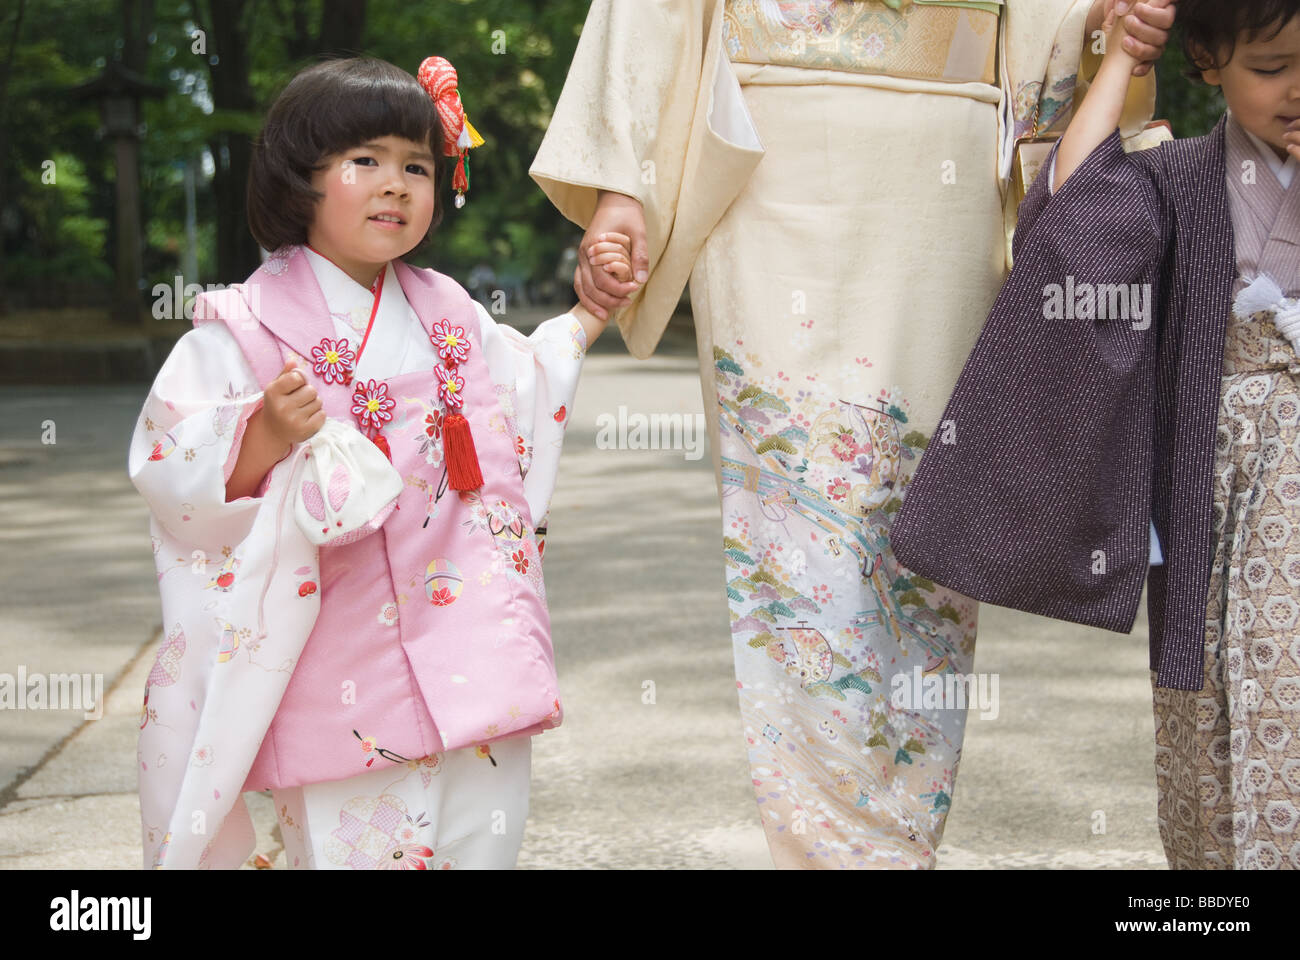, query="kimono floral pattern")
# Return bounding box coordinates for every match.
[351,378,395,432]
[397,396,446,468]
[323,792,436,870]
[457,489,547,605]
[273,739,527,870]
[435,365,467,408]
[1152,302,1300,870]
[716,342,977,869]
[723,0,1001,85]
[431,319,471,364]
[311,337,356,385]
